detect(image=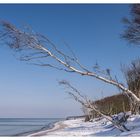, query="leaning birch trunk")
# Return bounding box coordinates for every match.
[0,21,140,113]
